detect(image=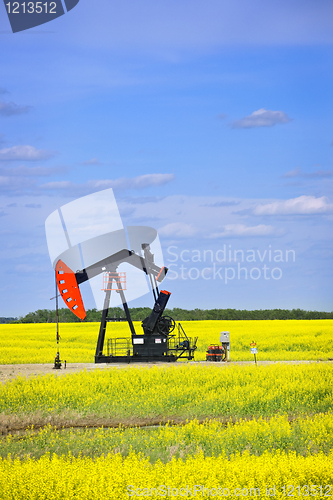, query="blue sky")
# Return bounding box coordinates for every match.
[0,0,333,316]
